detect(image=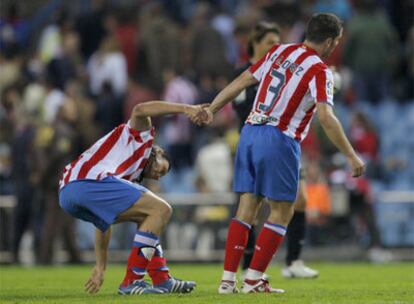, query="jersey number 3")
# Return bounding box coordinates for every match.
[258,69,285,112]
